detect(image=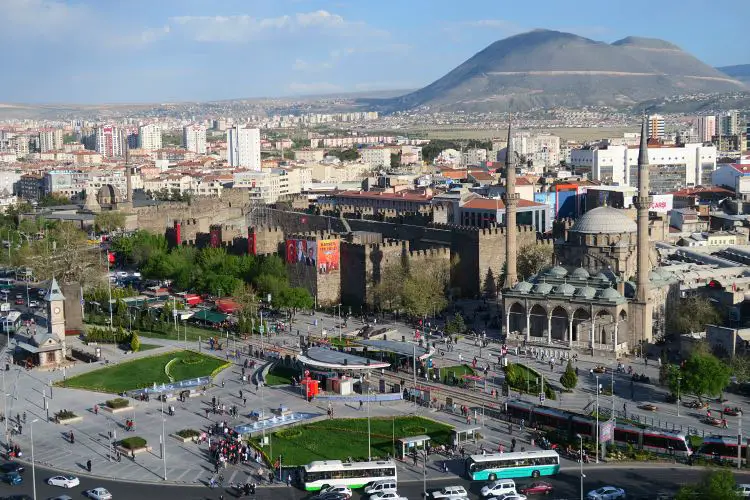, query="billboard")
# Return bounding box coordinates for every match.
[286,239,340,274]
[174,221,181,245]
[649,194,673,213]
[209,226,221,248]
[556,185,579,219]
